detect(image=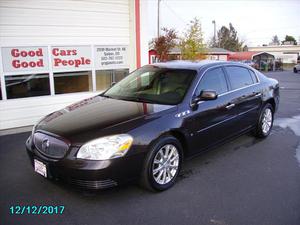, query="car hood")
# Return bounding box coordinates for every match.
[35,95,175,143]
